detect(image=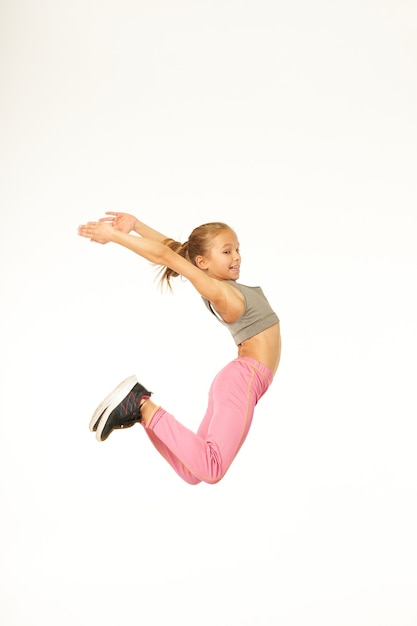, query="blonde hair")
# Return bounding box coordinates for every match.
[157,222,232,290]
